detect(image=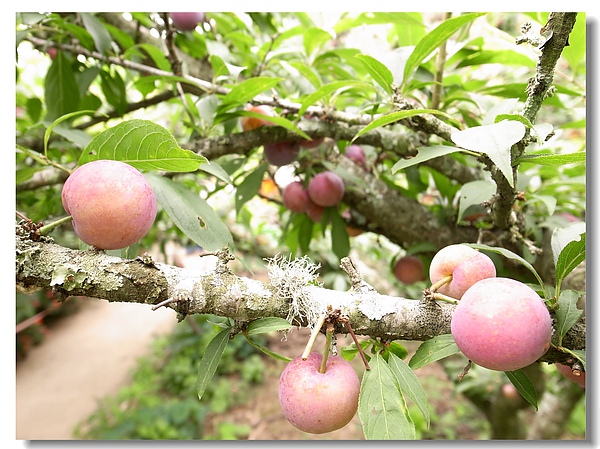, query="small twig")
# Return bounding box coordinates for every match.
[457,360,472,381]
[302,313,326,359]
[151,297,178,311]
[343,318,370,371]
[340,256,376,293]
[430,292,459,305]
[428,274,452,293]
